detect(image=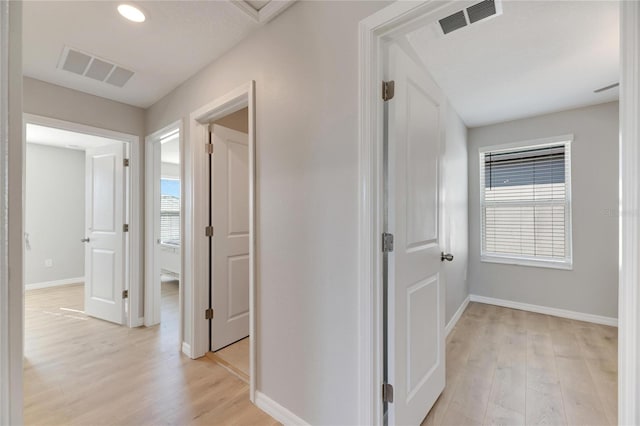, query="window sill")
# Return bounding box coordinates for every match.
[481,255,573,271]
